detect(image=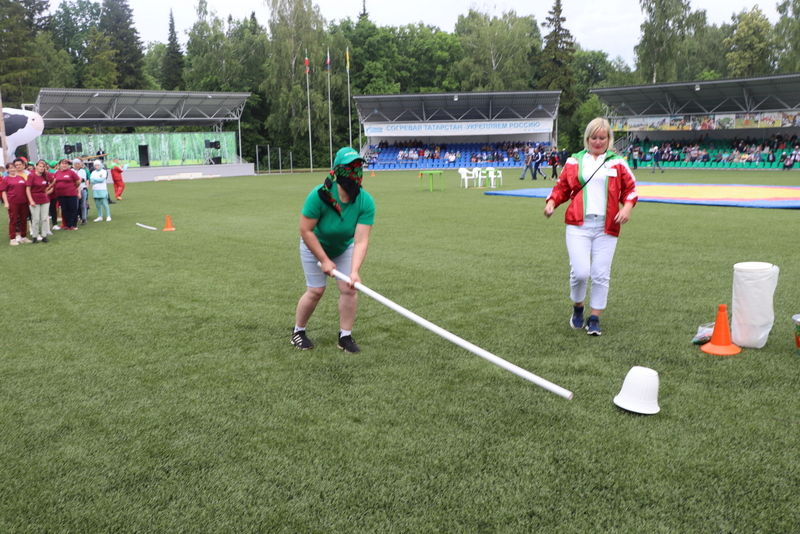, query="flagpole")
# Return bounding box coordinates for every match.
[326,47,333,168]
[305,51,313,172]
[346,46,353,147]
[0,88,9,166]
